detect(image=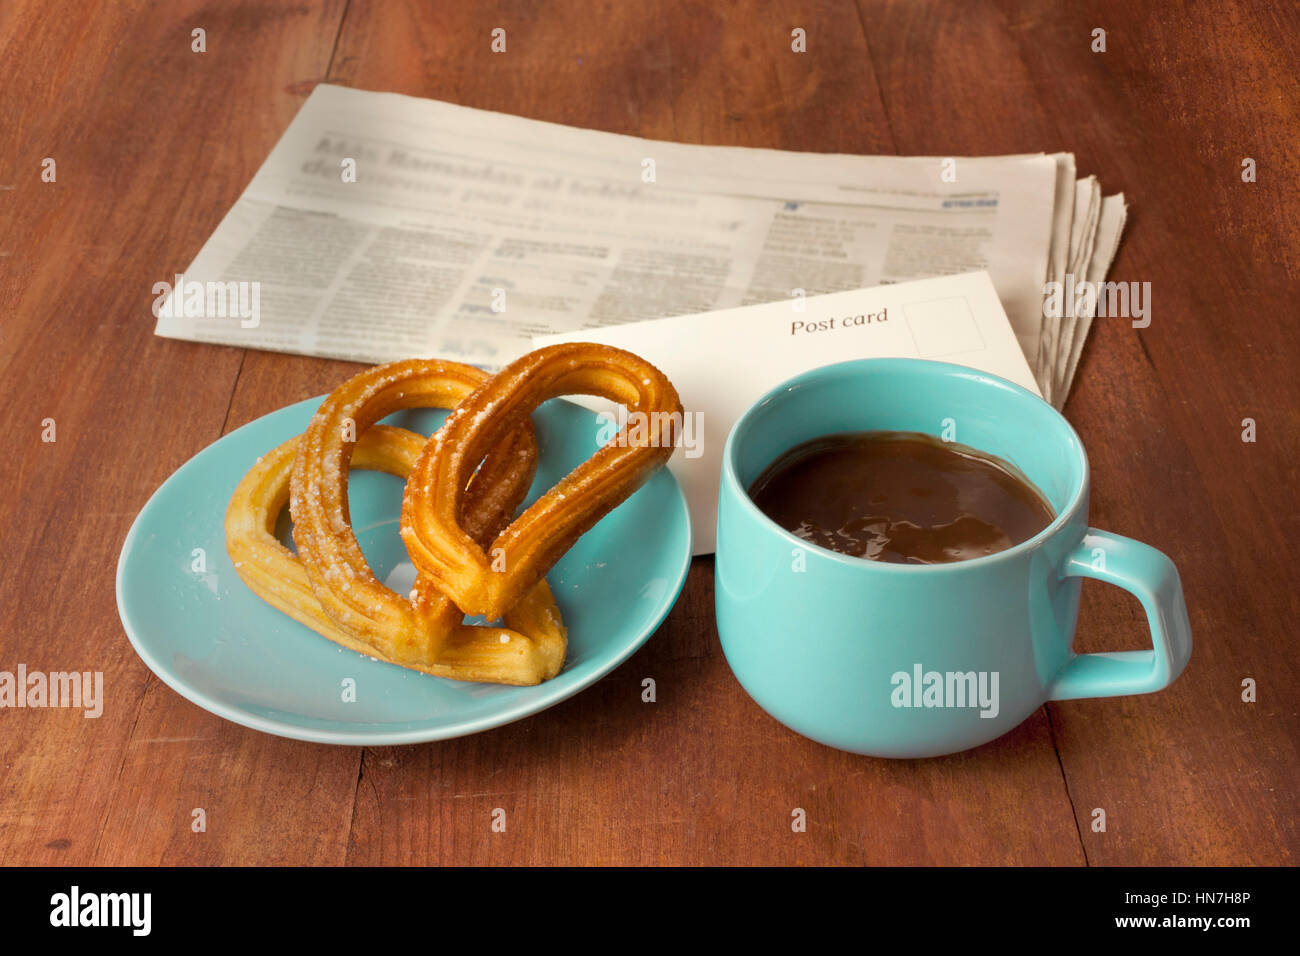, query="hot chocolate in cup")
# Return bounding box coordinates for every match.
[714,358,1192,758]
